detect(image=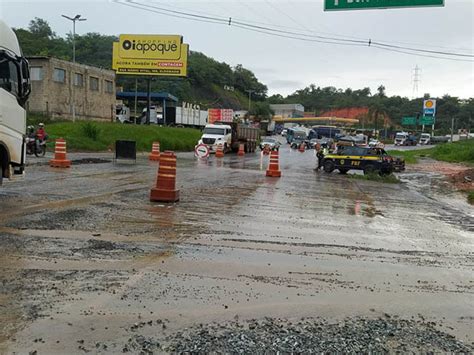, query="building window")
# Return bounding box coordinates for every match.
[105,80,114,93]
[53,68,66,83]
[30,67,44,81]
[90,76,99,91]
[74,73,83,87]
